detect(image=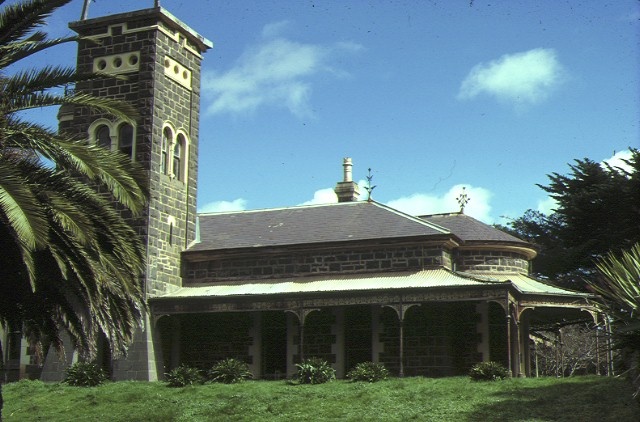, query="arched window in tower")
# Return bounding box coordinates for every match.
[173,134,184,181]
[95,124,111,149]
[118,123,134,158]
[161,127,172,175]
